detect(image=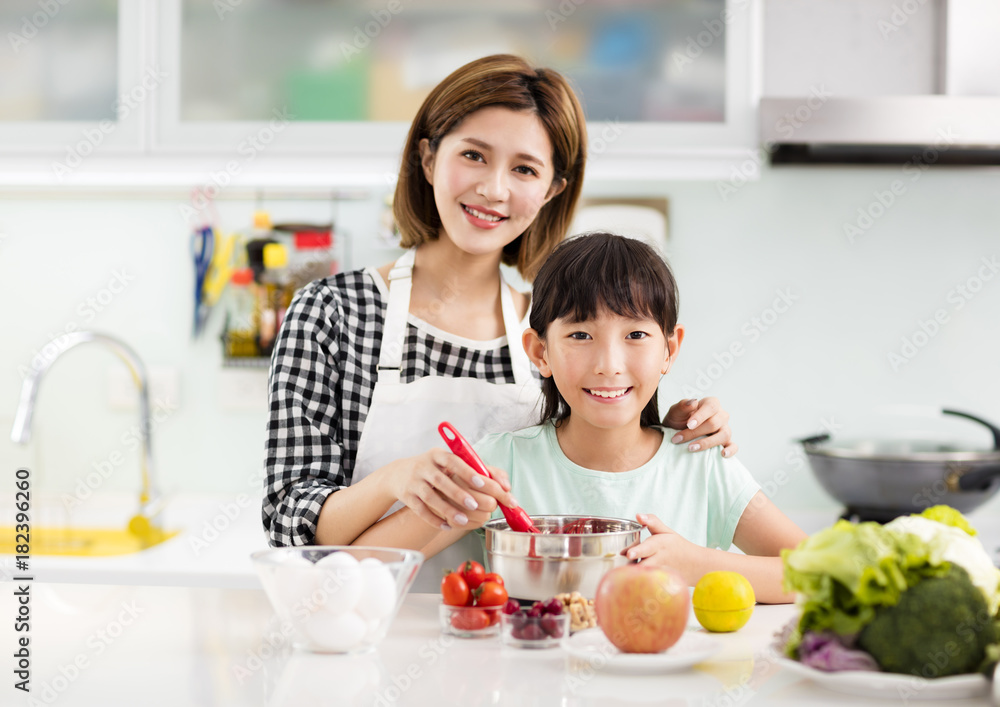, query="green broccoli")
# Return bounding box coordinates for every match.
[857,565,998,677]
